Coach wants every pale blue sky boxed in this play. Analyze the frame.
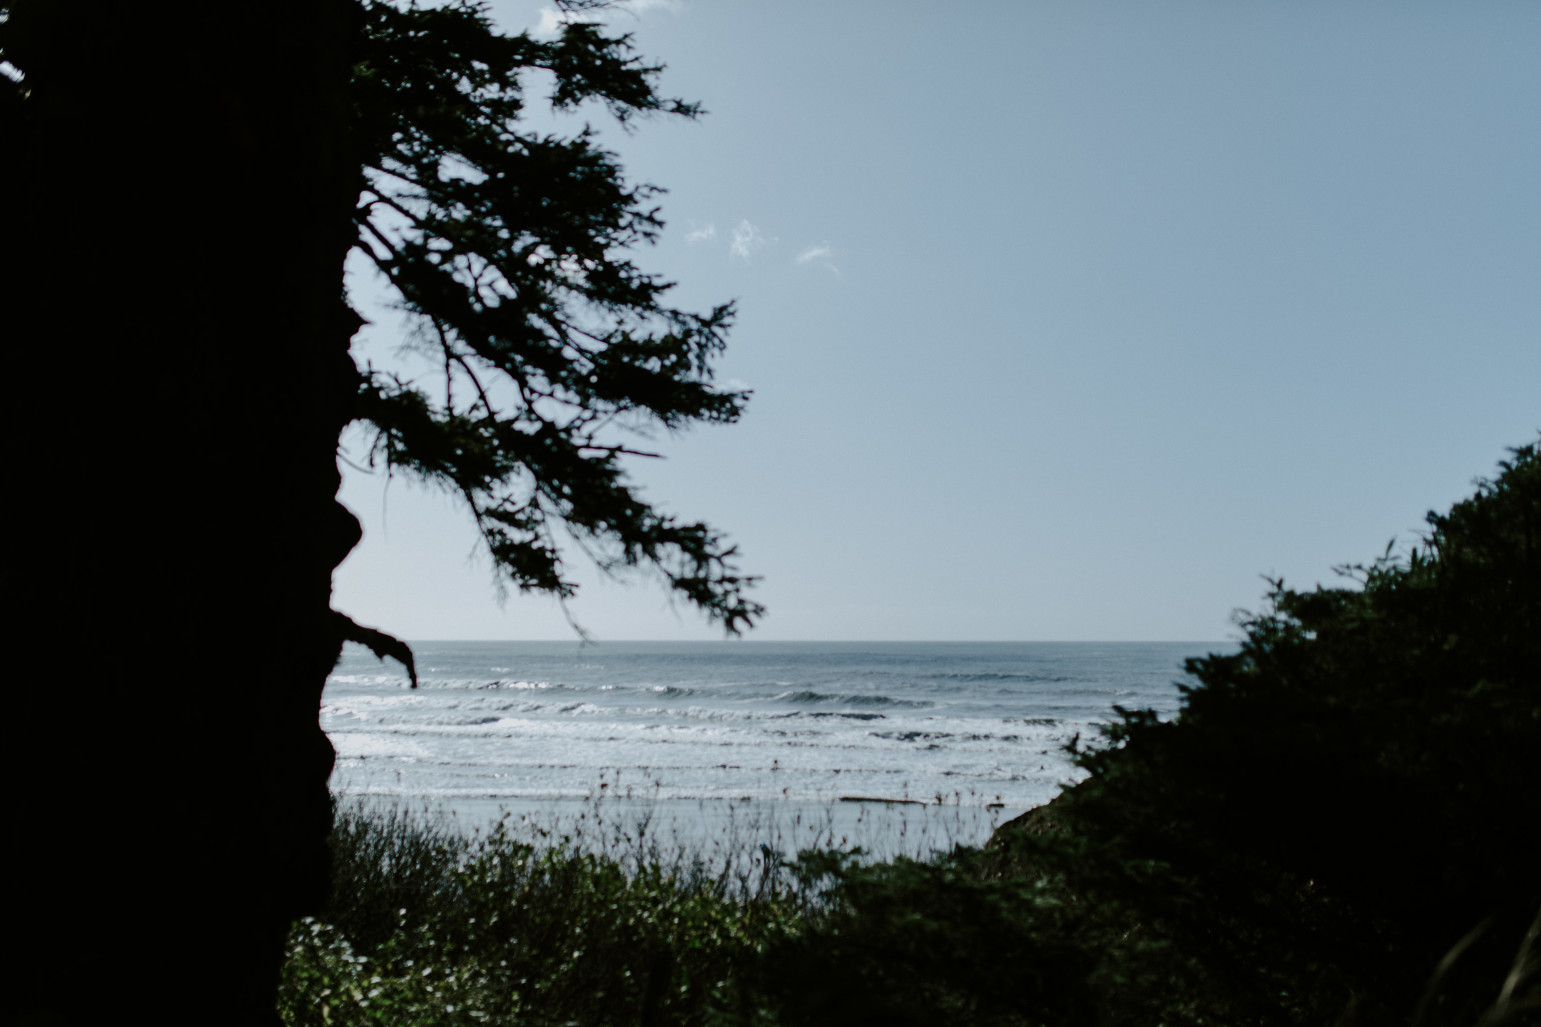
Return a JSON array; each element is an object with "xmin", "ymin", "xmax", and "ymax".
[{"xmin": 334, "ymin": 0, "xmax": 1540, "ymax": 641}]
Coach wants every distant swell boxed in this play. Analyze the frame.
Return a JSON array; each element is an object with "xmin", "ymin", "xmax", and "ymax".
[
  {"xmin": 384, "ymin": 678, "xmax": 578, "ymax": 692},
  {"xmin": 775, "ymin": 689, "xmax": 930, "ymax": 709},
  {"xmin": 929, "ymin": 672, "xmax": 1072, "ymax": 683},
  {"xmin": 871, "ymin": 730, "xmax": 1031, "ymax": 744}
]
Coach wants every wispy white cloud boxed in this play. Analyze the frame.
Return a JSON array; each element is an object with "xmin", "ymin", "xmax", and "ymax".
[
  {"xmin": 795, "ymin": 242, "xmax": 840, "ymax": 274},
  {"xmin": 685, "ymin": 222, "xmax": 717, "ymax": 244},
  {"xmin": 730, "ymin": 220, "xmax": 766, "ymax": 261}
]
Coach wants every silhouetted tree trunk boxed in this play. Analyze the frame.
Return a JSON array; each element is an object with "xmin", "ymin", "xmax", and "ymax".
[{"xmin": 6, "ymin": 3, "xmax": 359, "ymax": 1023}]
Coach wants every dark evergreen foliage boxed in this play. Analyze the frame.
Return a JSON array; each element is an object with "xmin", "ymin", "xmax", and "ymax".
[
  {"xmin": 3, "ymin": 3, "xmax": 756, "ymax": 1023},
  {"xmin": 349, "ymin": 0, "xmax": 760, "ymax": 632},
  {"xmin": 1026, "ymin": 440, "xmax": 1541, "ymax": 1024},
  {"xmin": 749, "ymin": 850, "xmax": 1098, "ymax": 1027}
]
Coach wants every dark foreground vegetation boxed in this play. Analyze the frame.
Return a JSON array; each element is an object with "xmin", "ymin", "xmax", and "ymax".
[
  {"xmin": 6, "ymin": 3, "xmax": 758, "ymax": 1021},
  {"xmin": 284, "ymin": 443, "xmax": 1539, "ymax": 1025}
]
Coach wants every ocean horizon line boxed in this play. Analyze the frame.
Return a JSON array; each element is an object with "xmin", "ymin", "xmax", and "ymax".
[{"xmin": 370, "ymin": 638, "xmax": 1233, "ymax": 646}]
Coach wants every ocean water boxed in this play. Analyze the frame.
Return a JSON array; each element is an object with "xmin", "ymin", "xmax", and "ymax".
[{"xmin": 324, "ymin": 640, "xmax": 1222, "ymax": 859}]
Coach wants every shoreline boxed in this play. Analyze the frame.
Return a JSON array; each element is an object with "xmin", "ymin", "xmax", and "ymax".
[{"xmin": 331, "ymin": 790, "xmax": 1035, "ymax": 867}]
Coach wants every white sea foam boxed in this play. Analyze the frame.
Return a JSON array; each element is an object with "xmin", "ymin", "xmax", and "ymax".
[{"xmin": 324, "ymin": 640, "xmax": 1218, "ymax": 856}]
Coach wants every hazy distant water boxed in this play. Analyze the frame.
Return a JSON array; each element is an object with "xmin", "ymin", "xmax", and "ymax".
[{"xmin": 324, "ymin": 641, "xmax": 1222, "ymax": 858}]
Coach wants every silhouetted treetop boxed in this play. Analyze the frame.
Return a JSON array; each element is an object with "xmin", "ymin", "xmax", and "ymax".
[{"xmin": 350, "ymin": 0, "xmax": 759, "ymax": 632}]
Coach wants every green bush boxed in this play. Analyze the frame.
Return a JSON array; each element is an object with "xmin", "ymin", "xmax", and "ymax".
[
  {"xmin": 738, "ymin": 848, "xmax": 1094, "ymax": 1027},
  {"xmin": 1030, "ymin": 440, "xmax": 1541, "ymax": 1024}
]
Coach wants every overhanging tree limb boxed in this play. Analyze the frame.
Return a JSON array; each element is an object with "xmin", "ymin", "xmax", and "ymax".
[{"xmin": 347, "ymin": 0, "xmax": 761, "ymax": 634}]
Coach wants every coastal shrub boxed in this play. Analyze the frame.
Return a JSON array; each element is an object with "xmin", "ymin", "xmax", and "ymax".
[
  {"xmin": 1022, "ymin": 440, "xmax": 1541, "ymax": 1024},
  {"xmin": 737, "ymin": 847, "xmax": 1095, "ymax": 1027}
]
